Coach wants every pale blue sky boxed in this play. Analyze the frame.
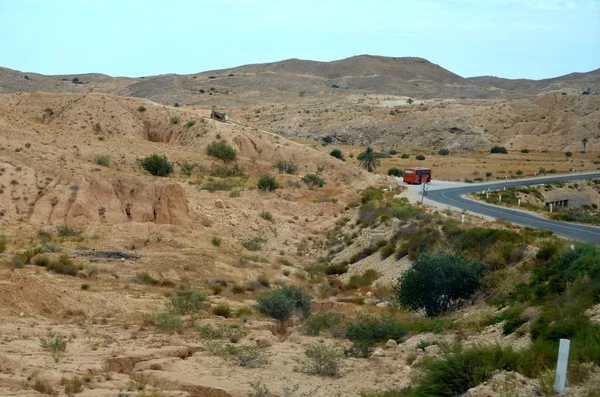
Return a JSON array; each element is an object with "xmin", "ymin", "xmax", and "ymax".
[{"xmin": 1, "ymin": 0, "xmax": 599, "ymax": 79}]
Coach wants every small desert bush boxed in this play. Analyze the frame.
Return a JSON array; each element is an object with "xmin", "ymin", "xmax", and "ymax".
[
  {"xmin": 438, "ymin": 149, "xmax": 450, "ymax": 156},
  {"xmin": 155, "ymin": 312, "xmax": 182, "ymax": 333},
  {"xmin": 185, "ymin": 120, "xmax": 196, "ymax": 128},
  {"xmin": 94, "ymin": 154, "xmax": 110, "ymax": 167},
  {"xmin": 345, "ymin": 315, "xmax": 406, "ymax": 357},
  {"xmin": 565, "ymin": 151, "xmax": 573, "ymax": 157},
  {"xmin": 387, "ymin": 168, "xmax": 402, "ymax": 177},
  {"xmin": 301, "ymin": 173, "xmax": 325, "ymax": 189},
  {"xmin": 0, "ymin": 236, "xmax": 5, "ymax": 253},
  {"xmin": 213, "ymin": 304, "xmax": 233, "ymax": 318},
  {"xmin": 345, "ymin": 269, "xmax": 379, "ymax": 290},
  {"xmin": 140, "ymin": 154, "xmax": 174, "ymax": 177},
  {"xmin": 272, "ymin": 160, "xmax": 297, "ymax": 174},
  {"xmin": 204, "ymin": 341, "xmax": 270, "ymax": 368},
  {"xmin": 47, "ymin": 255, "xmax": 81, "ymax": 276},
  {"xmin": 241, "ymin": 236, "xmax": 266, "ymax": 251},
  {"xmin": 232, "ymin": 284, "xmax": 246, "ymax": 294},
  {"xmin": 207, "ymin": 141, "xmax": 237, "ymax": 162},
  {"xmin": 211, "ymin": 236, "xmax": 222, "ymax": 246},
  {"xmin": 401, "ymin": 153, "xmax": 410, "ymax": 159},
  {"xmin": 256, "ymin": 286, "xmax": 312, "ymax": 323},
  {"xmin": 198, "ymin": 324, "xmax": 249, "ymax": 342},
  {"xmin": 132, "ymin": 271, "xmax": 173, "ymax": 287},
  {"xmin": 166, "ymin": 290, "xmax": 208, "ymax": 315},
  {"xmin": 57, "ymin": 225, "xmax": 82, "ymax": 237},
  {"xmin": 170, "ymin": 117, "xmax": 179, "ymax": 124},
  {"xmin": 330, "ymin": 149, "xmax": 344, "ymax": 160},
  {"xmin": 63, "ymin": 376, "xmax": 83, "ymax": 396},
  {"xmin": 179, "ymin": 161, "xmax": 196, "ymax": 176},
  {"xmin": 40, "ymin": 332, "xmax": 67, "ymax": 362},
  {"xmin": 302, "ymin": 312, "xmax": 347, "ymax": 337},
  {"xmin": 30, "ymin": 378, "xmax": 56, "ymax": 395},
  {"xmin": 415, "ymin": 154, "xmax": 426, "ymax": 161},
  {"xmin": 137, "ymin": 106, "xmax": 147, "ymax": 112},
  {"xmin": 490, "ymin": 146, "xmax": 508, "ymax": 154},
  {"xmin": 300, "ymin": 343, "xmax": 344, "ymax": 377},
  {"xmin": 257, "ymin": 174, "xmax": 280, "ymax": 191},
  {"xmin": 259, "ymin": 211, "xmax": 273, "ymax": 222}
]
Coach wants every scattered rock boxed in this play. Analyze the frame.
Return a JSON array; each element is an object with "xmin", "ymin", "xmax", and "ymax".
[
  {"xmin": 425, "ymin": 345, "xmax": 441, "ymax": 356},
  {"xmin": 371, "ymin": 348, "xmax": 385, "ymax": 358},
  {"xmin": 255, "ymin": 339, "xmax": 272, "ymax": 349},
  {"xmin": 376, "ymin": 301, "xmax": 391, "ymax": 308},
  {"xmin": 366, "ymin": 291, "xmax": 373, "ymax": 298},
  {"xmin": 215, "ymin": 200, "xmax": 224, "ymax": 208},
  {"xmin": 385, "ymin": 339, "xmax": 398, "ymax": 349}
]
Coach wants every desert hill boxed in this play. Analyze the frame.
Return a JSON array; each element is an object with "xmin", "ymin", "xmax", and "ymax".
[{"xmin": 1, "ymin": 56, "xmax": 598, "ymax": 107}]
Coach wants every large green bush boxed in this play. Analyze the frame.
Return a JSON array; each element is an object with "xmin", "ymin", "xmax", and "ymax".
[
  {"xmin": 490, "ymin": 146, "xmax": 508, "ymax": 154},
  {"xmin": 207, "ymin": 141, "xmax": 237, "ymax": 162},
  {"xmin": 256, "ymin": 286, "xmax": 312, "ymax": 323},
  {"xmin": 387, "ymin": 168, "xmax": 402, "ymax": 177},
  {"xmin": 396, "ymin": 253, "xmax": 484, "ymax": 316},
  {"xmin": 165, "ymin": 290, "xmax": 207, "ymax": 315},
  {"xmin": 140, "ymin": 154, "xmax": 174, "ymax": 177}
]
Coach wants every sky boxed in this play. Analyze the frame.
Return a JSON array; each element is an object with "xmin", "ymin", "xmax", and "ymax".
[{"xmin": 0, "ymin": 0, "xmax": 599, "ymax": 79}]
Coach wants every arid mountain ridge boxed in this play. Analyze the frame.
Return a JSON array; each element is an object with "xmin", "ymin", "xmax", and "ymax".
[{"xmin": 1, "ymin": 55, "xmax": 598, "ymax": 107}]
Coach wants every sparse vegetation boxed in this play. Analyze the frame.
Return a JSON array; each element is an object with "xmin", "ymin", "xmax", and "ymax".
[
  {"xmin": 259, "ymin": 211, "xmax": 274, "ymax": 222},
  {"xmin": 207, "ymin": 141, "xmax": 237, "ymax": 162},
  {"xmin": 179, "ymin": 161, "xmax": 196, "ymax": 176},
  {"xmin": 565, "ymin": 151, "xmax": 573, "ymax": 157},
  {"xmin": 272, "ymin": 160, "xmax": 297, "ymax": 174},
  {"xmin": 140, "ymin": 154, "xmax": 174, "ymax": 177},
  {"xmin": 213, "ymin": 304, "xmax": 233, "ymax": 318},
  {"xmin": 211, "ymin": 236, "xmax": 222, "ymax": 246},
  {"xmin": 40, "ymin": 332, "xmax": 67, "ymax": 362},
  {"xmin": 437, "ymin": 149, "xmax": 450, "ymax": 156},
  {"xmin": 155, "ymin": 312, "xmax": 182, "ymax": 333},
  {"xmin": 256, "ymin": 286, "xmax": 312, "ymax": 324},
  {"xmin": 257, "ymin": 174, "xmax": 280, "ymax": 191},
  {"xmin": 137, "ymin": 106, "xmax": 147, "ymax": 112},
  {"xmin": 165, "ymin": 290, "xmax": 208, "ymax": 315},
  {"xmin": 94, "ymin": 154, "xmax": 110, "ymax": 167},
  {"xmin": 301, "ymin": 173, "xmax": 325, "ymax": 189},
  {"xmin": 300, "ymin": 343, "xmax": 344, "ymax": 377},
  {"xmin": 241, "ymin": 236, "xmax": 266, "ymax": 251},
  {"xmin": 330, "ymin": 149, "xmax": 344, "ymax": 160},
  {"xmin": 345, "ymin": 315, "xmax": 405, "ymax": 357}
]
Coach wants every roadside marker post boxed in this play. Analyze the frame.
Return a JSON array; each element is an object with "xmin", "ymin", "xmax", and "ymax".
[
  {"xmin": 499, "ymin": 195, "xmax": 502, "ymax": 203},
  {"xmin": 461, "ymin": 214, "xmax": 465, "ymax": 224},
  {"xmin": 554, "ymin": 339, "xmax": 570, "ymax": 392},
  {"xmin": 550, "ymin": 203, "xmax": 553, "ymax": 213}
]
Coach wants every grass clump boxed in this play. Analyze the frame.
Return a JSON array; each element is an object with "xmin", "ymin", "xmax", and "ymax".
[
  {"xmin": 207, "ymin": 141, "xmax": 237, "ymax": 162},
  {"xmin": 165, "ymin": 290, "xmax": 207, "ymax": 315},
  {"xmin": 300, "ymin": 343, "xmax": 344, "ymax": 377},
  {"xmin": 205, "ymin": 341, "xmax": 271, "ymax": 368},
  {"xmin": 140, "ymin": 154, "xmax": 174, "ymax": 177},
  {"xmin": 170, "ymin": 116, "xmax": 179, "ymax": 124},
  {"xmin": 211, "ymin": 236, "xmax": 222, "ymax": 246},
  {"xmin": 241, "ymin": 236, "xmax": 266, "ymax": 251},
  {"xmin": 179, "ymin": 161, "xmax": 196, "ymax": 176},
  {"xmin": 137, "ymin": 106, "xmax": 147, "ymax": 112},
  {"xmin": 345, "ymin": 269, "xmax": 379, "ymax": 290},
  {"xmin": 185, "ymin": 120, "xmax": 196, "ymax": 128},
  {"xmin": 63, "ymin": 376, "xmax": 83, "ymax": 396},
  {"xmin": 302, "ymin": 312, "xmax": 347, "ymax": 337},
  {"xmin": 272, "ymin": 160, "xmax": 297, "ymax": 174},
  {"xmin": 259, "ymin": 211, "xmax": 273, "ymax": 222},
  {"xmin": 345, "ymin": 315, "xmax": 406, "ymax": 357},
  {"xmin": 94, "ymin": 154, "xmax": 110, "ymax": 167},
  {"xmin": 301, "ymin": 173, "xmax": 325, "ymax": 190},
  {"xmin": 155, "ymin": 312, "xmax": 182, "ymax": 333},
  {"xmin": 213, "ymin": 304, "xmax": 233, "ymax": 318},
  {"xmin": 46, "ymin": 255, "xmax": 81, "ymax": 276},
  {"xmin": 57, "ymin": 225, "xmax": 82, "ymax": 237}
]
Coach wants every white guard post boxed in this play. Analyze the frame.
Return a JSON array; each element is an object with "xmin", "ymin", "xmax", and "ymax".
[{"xmin": 554, "ymin": 339, "xmax": 570, "ymax": 392}]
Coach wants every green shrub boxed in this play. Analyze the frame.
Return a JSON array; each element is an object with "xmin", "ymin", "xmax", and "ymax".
[
  {"xmin": 389, "ymin": 149, "xmax": 398, "ymax": 155},
  {"xmin": 94, "ymin": 154, "xmax": 110, "ymax": 167},
  {"xmin": 565, "ymin": 151, "xmax": 573, "ymax": 157},
  {"xmin": 213, "ymin": 304, "xmax": 233, "ymax": 318},
  {"xmin": 58, "ymin": 225, "xmax": 82, "ymax": 237},
  {"xmin": 345, "ymin": 315, "xmax": 406, "ymax": 357},
  {"xmin": 241, "ymin": 236, "xmax": 266, "ymax": 251},
  {"xmin": 415, "ymin": 154, "xmax": 426, "ymax": 161},
  {"xmin": 207, "ymin": 141, "xmax": 237, "ymax": 162},
  {"xmin": 387, "ymin": 168, "xmax": 402, "ymax": 177},
  {"xmin": 412, "ymin": 346, "xmax": 524, "ymax": 397},
  {"xmin": 185, "ymin": 120, "xmax": 196, "ymax": 128},
  {"xmin": 137, "ymin": 106, "xmax": 147, "ymax": 112},
  {"xmin": 170, "ymin": 117, "xmax": 179, "ymax": 124},
  {"xmin": 0, "ymin": 236, "xmax": 5, "ymax": 253},
  {"xmin": 490, "ymin": 146, "xmax": 508, "ymax": 154},
  {"xmin": 210, "ymin": 164, "xmax": 245, "ymax": 177},
  {"xmin": 155, "ymin": 312, "xmax": 182, "ymax": 333},
  {"xmin": 345, "ymin": 269, "xmax": 379, "ymax": 289},
  {"xmin": 272, "ymin": 160, "xmax": 297, "ymax": 174},
  {"xmin": 396, "ymin": 253, "xmax": 484, "ymax": 316},
  {"xmin": 360, "ymin": 188, "xmax": 384, "ymax": 203},
  {"xmin": 300, "ymin": 343, "xmax": 344, "ymax": 377},
  {"xmin": 140, "ymin": 154, "xmax": 174, "ymax": 177},
  {"xmin": 63, "ymin": 376, "xmax": 83, "ymax": 395},
  {"xmin": 256, "ymin": 286, "xmax": 312, "ymax": 323},
  {"xmin": 302, "ymin": 312, "xmax": 347, "ymax": 337},
  {"xmin": 165, "ymin": 290, "xmax": 207, "ymax": 315},
  {"xmin": 258, "ymin": 174, "xmax": 280, "ymax": 191},
  {"xmin": 438, "ymin": 149, "xmax": 450, "ymax": 156},
  {"xmin": 211, "ymin": 236, "xmax": 222, "ymax": 246},
  {"xmin": 204, "ymin": 341, "xmax": 270, "ymax": 367},
  {"xmin": 521, "ymin": 149, "xmax": 530, "ymax": 153},
  {"xmin": 492, "ymin": 304, "xmax": 527, "ymax": 335},
  {"xmin": 325, "ymin": 263, "xmax": 348, "ymax": 275},
  {"xmin": 179, "ymin": 161, "xmax": 196, "ymax": 176},
  {"xmin": 203, "ymin": 180, "xmax": 238, "ymax": 192},
  {"xmin": 47, "ymin": 255, "xmax": 81, "ymax": 276},
  {"xmin": 401, "ymin": 153, "xmax": 410, "ymax": 159},
  {"xmin": 259, "ymin": 211, "xmax": 273, "ymax": 222},
  {"xmin": 301, "ymin": 174, "xmax": 325, "ymax": 189},
  {"xmin": 40, "ymin": 332, "xmax": 67, "ymax": 362},
  {"xmin": 330, "ymin": 149, "xmax": 344, "ymax": 160}
]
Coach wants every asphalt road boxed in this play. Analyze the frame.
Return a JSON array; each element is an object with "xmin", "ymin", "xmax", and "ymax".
[{"xmin": 424, "ymin": 173, "xmax": 600, "ymax": 243}]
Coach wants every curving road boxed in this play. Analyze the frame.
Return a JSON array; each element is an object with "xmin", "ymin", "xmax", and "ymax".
[{"xmin": 424, "ymin": 172, "xmax": 600, "ymax": 243}]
